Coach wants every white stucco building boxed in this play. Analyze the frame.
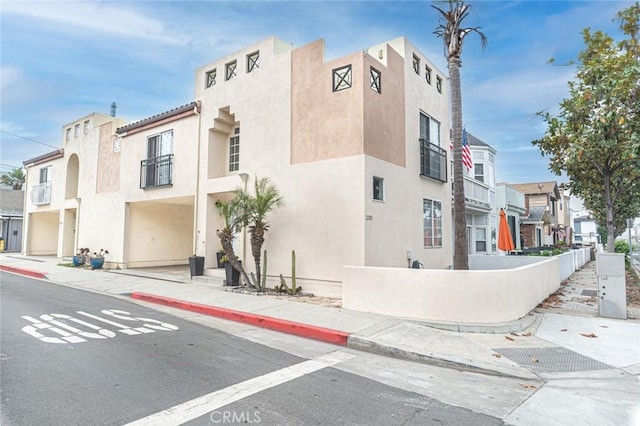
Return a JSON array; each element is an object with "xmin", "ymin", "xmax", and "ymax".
[{"xmin": 22, "ymin": 36, "xmax": 452, "ymax": 296}]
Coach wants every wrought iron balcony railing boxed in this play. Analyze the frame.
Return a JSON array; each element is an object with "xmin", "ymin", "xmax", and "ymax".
[
  {"xmin": 419, "ymin": 138, "xmax": 447, "ymax": 182},
  {"xmin": 140, "ymin": 154, "xmax": 173, "ymax": 189}
]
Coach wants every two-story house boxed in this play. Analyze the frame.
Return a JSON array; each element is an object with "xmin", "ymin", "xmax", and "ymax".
[
  {"xmin": 511, "ymin": 181, "xmax": 561, "ymax": 248},
  {"xmin": 461, "ymin": 132, "xmax": 498, "ymax": 254},
  {"xmin": 22, "ymin": 36, "xmax": 452, "ymax": 297}
]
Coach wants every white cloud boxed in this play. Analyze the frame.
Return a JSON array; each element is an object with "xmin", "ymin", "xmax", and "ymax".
[{"xmin": 1, "ymin": 0, "xmax": 187, "ymax": 45}]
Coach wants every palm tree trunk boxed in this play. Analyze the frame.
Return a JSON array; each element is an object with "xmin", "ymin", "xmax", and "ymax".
[
  {"xmin": 217, "ymin": 229, "xmax": 252, "ymax": 286},
  {"xmin": 250, "ymin": 228, "xmax": 265, "ymax": 284},
  {"xmin": 449, "ymin": 58, "xmax": 469, "ymax": 270}
]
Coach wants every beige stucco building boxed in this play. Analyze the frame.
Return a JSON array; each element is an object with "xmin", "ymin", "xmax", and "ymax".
[{"xmin": 22, "ymin": 36, "xmax": 452, "ymax": 296}]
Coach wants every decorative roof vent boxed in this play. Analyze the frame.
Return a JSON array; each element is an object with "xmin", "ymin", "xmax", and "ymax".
[{"xmin": 110, "ymin": 102, "xmax": 117, "ymax": 117}]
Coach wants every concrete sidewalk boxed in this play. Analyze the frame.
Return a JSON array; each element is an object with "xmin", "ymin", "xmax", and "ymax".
[{"xmin": 1, "ymin": 253, "xmax": 639, "ymax": 383}]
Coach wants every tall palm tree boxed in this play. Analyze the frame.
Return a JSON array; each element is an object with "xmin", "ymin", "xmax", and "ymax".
[
  {"xmin": 433, "ymin": 0, "xmax": 486, "ymax": 270},
  {"xmin": 242, "ymin": 177, "xmax": 283, "ymax": 285},
  {"xmin": 215, "ymin": 197, "xmax": 251, "ymax": 286},
  {"xmin": 1, "ymin": 167, "xmax": 25, "ymax": 190}
]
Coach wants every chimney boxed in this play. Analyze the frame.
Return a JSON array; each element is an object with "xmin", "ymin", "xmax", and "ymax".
[{"xmin": 110, "ymin": 102, "xmax": 117, "ymax": 117}]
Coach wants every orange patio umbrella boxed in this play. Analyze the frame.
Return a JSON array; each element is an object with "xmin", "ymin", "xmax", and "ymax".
[{"xmin": 498, "ymin": 208, "xmax": 515, "ymax": 252}]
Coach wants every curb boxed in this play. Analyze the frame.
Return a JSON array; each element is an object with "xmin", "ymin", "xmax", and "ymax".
[
  {"xmin": 0, "ymin": 265, "xmax": 48, "ymax": 279},
  {"xmin": 130, "ymin": 292, "xmax": 350, "ymax": 346}
]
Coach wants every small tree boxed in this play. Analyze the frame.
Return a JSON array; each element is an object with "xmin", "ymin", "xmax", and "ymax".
[
  {"xmin": 215, "ymin": 197, "xmax": 251, "ymax": 286},
  {"xmin": 1, "ymin": 167, "xmax": 25, "ymax": 190},
  {"xmin": 238, "ymin": 176, "xmax": 283, "ymax": 286},
  {"xmin": 534, "ymin": 3, "xmax": 640, "ymax": 253}
]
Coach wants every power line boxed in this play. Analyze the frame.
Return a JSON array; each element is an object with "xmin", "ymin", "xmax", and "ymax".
[{"xmin": 0, "ymin": 129, "xmax": 59, "ymax": 149}]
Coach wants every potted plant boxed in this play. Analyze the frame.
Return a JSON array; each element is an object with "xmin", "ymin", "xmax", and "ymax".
[
  {"xmin": 90, "ymin": 249, "xmax": 108, "ymax": 269},
  {"xmin": 189, "ymin": 254, "xmax": 205, "ymax": 277},
  {"xmin": 222, "ymin": 255, "xmax": 241, "ymax": 286},
  {"xmin": 216, "ymin": 250, "xmax": 225, "ymax": 268},
  {"xmin": 73, "ymin": 248, "xmax": 90, "ymax": 267}
]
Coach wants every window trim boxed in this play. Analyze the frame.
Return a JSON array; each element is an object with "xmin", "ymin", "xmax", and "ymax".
[
  {"xmin": 332, "ymin": 64, "xmax": 352, "ymax": 92},
  {"xmin": 83, "ymin": 120, "xmax": 90, "ymax": 134},
  {"xmin": 436, "ymin": 76, "xmax": 443, "ymax": 93},
  {"xmin": 373, "ymin": 176, "xmax": 384, "ymax": 201},
  {"xmin": 370, "ymin": 66, "xmax": 381, "ymax": 93},
  {"xmin": 225, "ymin": 60, "xmax": 237, "ymax": 81},
  {"xmin": 425, "ymin": 65, "xmax": 432, "ymax": 84},
  {"xmin": 206, "ymin": 68, "xmax": 217, "ymax": 88},
  {"xmin": 247, "ymin": 51, "xmax": 259, "ymax": 73},
  {"xmin": 423, "ymin": 198, "xmax": 443, "ymax": 248},
  {"xmin": 412, "ymin": 53, "xmax": 420, "ymax": 75},
  {"xmin": 228, "ymin": 127, "xmax": 240, "ymax": 172}
]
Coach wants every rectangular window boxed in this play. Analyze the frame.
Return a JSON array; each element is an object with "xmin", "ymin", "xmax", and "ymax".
[
  {"xmin": 206, "ymin": 69, "xmax": 217, "ymax": 88},
  {"xmin": 419, "ymin": 112, "xmax": 446, "ymax": 182},
  {"xmin": 423, "ymin": 199, "xmax": 443, "ymax": 248},
  {"xmin": 425, "ymin": 65, "xmax": 432, "ymax": 84},
  {"xmin": 39, "ymin": 165, "xmax": 52, "ymax": 183},
  {"xmin": 84, "ymin": 120, "xmax": 90, "ymax": 134},
  {"xmin": 247, "ymin": 51, "xmax": 259, "ymax": 72},
  {"xmin": 74, "ymin": 124, "xmax": 80, "ymax": 137},
  {"xmin": 333, "ymin": 65, "xmax": 352, "ymax": 91},
  {"xmin": 229, "ymin": 127, "xmax": 240, "ymax": 172},
  {"xmin": 412, "ymin": 54, "xmax": 420, "ymax": 74},
  {"xmin": 474, "ymin": 163, "xmax": 484, "ymax": 182},
  {"xmin": 373, "ymin": 176, "xmax": 384, "ymax": 201},
  {"xmin": 141, "ymin": 130, "xmax": 173, "ymax": 188},
  {"xmin": 225, "ymin": 60, "xmax": 237, "ymax": 80},
  {"xmin": 65, "ymin": 128, "xmax": 71, "ymax": 141},
  {"xmin": 476, "ymin": 228, "xmax": 487, "ymax": 252},
  {"xmin": 370, "ymin": 66, "xmax": 381, "ymax": 93},
  {"xmin": 436, "ymin": 76, "xmax": 442, "ymax": 93}
]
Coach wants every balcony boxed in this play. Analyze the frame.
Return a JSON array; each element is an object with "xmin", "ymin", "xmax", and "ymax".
[
  {"xmin": 419, "ymin": 139, "xmax": 447, "ymax": 182},
  {"xmin": 140, "ymin": 154, "xmax": 173, "ymax": 189},
  {"xmin": 463, "ymin": 177, "xmax": 491, "ymax": 212},
  {"xmin": 30, "ymin": 182, "xmax": 52, "ymax": 205}
]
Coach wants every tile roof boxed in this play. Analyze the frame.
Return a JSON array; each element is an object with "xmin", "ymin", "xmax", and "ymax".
[
  {"xmin": 23, "ymin": 149, "xmax": 64, "ymax": 167},
  {"xmin": 521, "ymin": 206, "xmax": 551, "ymax": 224},
  {"xmin": 116, "ymin": 102, "xmax": 199, "ymax": 134}
]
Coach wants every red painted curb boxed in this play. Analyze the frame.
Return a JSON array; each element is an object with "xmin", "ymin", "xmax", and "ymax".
[
  {"xmin": 131, "ymin": 292, "xmax": 349, "ymax": 346},
  {"xmin": 0, "ymin": 264, "xmax": 48, "ymax": 279}
]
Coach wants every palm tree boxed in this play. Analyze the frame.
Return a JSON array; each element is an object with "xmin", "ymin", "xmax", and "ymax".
[
  {"xmin": 433, "ymin": 0, "xmax": 486, "ymax": 270},
  {"xmin": 241, "ymin": 177, "xmax": 283, "ymax": 285},
  {"xmin": 1, "ymin": 167, "xmax": 25, "ymax": 190},
  {"xmin": 215, "ymin": 197, "xmax": 251, "ymax": 286}
]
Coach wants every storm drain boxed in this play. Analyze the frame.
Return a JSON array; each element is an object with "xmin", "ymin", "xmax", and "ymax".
[
  {"xmin": 581, "ymin": 289, "xmax": 598, "ymax": 297},
  {"xmin": 494, "ymin": 347, "xmax": 613, "ymax": 373}
]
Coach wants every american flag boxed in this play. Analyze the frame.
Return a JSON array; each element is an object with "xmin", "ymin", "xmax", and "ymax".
[{"xmin": 449, "ymin": 128, "xmax": 473, "ymax": 172}]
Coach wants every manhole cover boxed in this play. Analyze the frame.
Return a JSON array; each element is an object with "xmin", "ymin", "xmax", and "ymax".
[
  {"xmin": 494, "ymin": 347, "xmax": 613, "ymax": 373},
  {"xmin": 581, "ymin": 289, "xmax": 598, "ymax": 297}
]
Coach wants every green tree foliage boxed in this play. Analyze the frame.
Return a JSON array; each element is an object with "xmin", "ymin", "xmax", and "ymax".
[
  {"xmin": 433, "ymin": 0, "xmax": 487, "ymax": 270},
  {"xmin": 1, "ymin": 167, "xmax": 25, "ymax": 190},
  {"xmin": 534, "ymin": 2, "xmax": 640, "ymax": 253}
]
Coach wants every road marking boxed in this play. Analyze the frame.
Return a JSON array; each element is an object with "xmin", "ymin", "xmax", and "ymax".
[{"xmin": 125, "ymin": 351, "xmax": 356, "ymax": 426}]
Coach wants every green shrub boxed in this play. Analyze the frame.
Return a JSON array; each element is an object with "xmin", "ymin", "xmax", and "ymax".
[
  {"xmin": 552, "ymin": 248, "xmax": 563, "ymax": 256},
  {"xmin": 614, "ymin": 240, "xmax": 631, "ymax": 265}
]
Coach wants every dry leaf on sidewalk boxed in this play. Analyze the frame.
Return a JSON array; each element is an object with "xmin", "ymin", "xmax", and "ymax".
[
  {"xmin": 491, "ymin": 353, "xmax": 502, "ymax": 358},
  {"xmin": 505, "ymin": 336, "xmax": 515, "ymax": 341},
  {"xmin": 522, "ymin": 332, "xmax": 532, "ymax": 337},
  {"xmin": 510, "ymin": 332, "xmax": 519, "ymax": 336},
  {"xmin": 520, "ymin": 383, "xmax": 538, "ymax": 389},
  {"xmin": 600, "ymin": 325, "xmax": 609, "ymax": 328},
  {"xmin": 560, "ymin": 329, "xmax": 568, "ymax": 332},
  {"xmin": 580, "ymin": 333, "xmax": 598, "ymax": 338},
  {"xmin": 531, "ymin": 357, "xmax": 539, "ymax": 363}
]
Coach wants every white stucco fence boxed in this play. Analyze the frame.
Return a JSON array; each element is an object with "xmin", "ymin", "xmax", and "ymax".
[{"xmin": 343, "ymin": 248, "xmax": 591, "ymax": 324}]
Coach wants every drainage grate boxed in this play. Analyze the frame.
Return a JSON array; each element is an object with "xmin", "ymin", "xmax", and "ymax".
[
  {"xmin": 581, "ymin": 289, "xmax": 598, "ymax": 297},
  {"xmin": 494, "ymin": 347, "xmax": 613, "ymax": 373}
]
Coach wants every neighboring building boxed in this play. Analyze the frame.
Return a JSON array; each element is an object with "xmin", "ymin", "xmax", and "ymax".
[
  {"xmin": 495, "ymin": 183, "xmax": 526, "ymax": 250},
  {"xmin": 22, "ymin": 36, "xmax": 452, "ymax": 296},
  {"xmin": 572, "ymin": 211, "xmax": 599, "ymax": 246},
  {"xmin": 0, "ymin": 189, "xmax": 24, "ymax": 251},
  {"xmin": 557, "ymin": 188, "xmax": 572, "ymax": 245},
  {"xmin": 461, "ymin": 133, "xmax": 498, "ymax": 254},
  {"xmin": 511, "ymin": 181, "xmax": 562, "ymax": 248}
]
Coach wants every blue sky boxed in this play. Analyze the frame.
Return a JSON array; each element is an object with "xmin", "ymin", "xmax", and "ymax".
[{"xmin": 0, "ymin": 0, "xmax": 634, "ymax": 184}]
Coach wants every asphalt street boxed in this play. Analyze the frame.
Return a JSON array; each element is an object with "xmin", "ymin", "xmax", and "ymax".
[{"xmin": 2, "ymin": 272, "xmax": 507, "ymax": 425}]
